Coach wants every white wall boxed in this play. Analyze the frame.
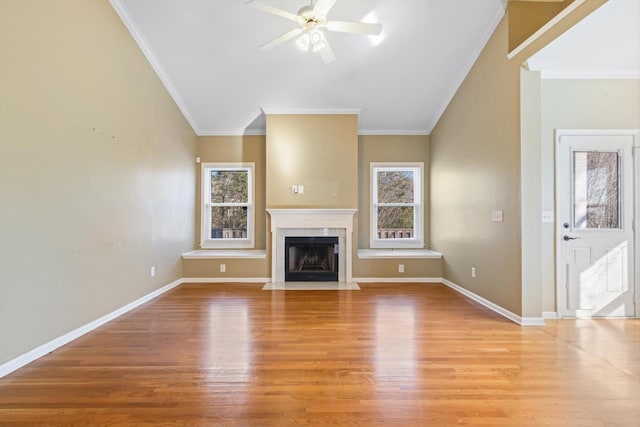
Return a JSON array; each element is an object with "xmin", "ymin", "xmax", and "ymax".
[
  {"xmin": 520, "ymin": 69, "xmax": 543, "ymax": 318},
  {"xmin": 540, "ymin": 79, "xmax": 640, "ymax": 313}
]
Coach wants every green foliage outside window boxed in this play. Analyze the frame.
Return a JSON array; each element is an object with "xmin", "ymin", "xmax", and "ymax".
[
  {"xmin": 377, "ymin": 171, "xmax": 414, "ymax": 231},
  {"xmin": 210, "ymin": 170, "xmax": 248, "ymax": 238}
]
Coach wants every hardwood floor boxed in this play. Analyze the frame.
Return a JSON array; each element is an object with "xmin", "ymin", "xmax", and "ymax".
[{"xmin": 0, "ymin": 283, "xmax": 638, "ymax": 426}]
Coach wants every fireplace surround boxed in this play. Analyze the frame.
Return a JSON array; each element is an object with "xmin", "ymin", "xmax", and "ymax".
[{"xmin": 267, "ymin": 209, "xmax": 356, "ymax": 283}]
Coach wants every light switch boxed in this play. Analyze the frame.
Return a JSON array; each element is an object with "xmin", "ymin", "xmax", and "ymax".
[
  {"xmin": 298, "ymin": 185, "xmax": 304, "ymax": 194},
  {"xmin": 492, "ymin": 210, "xmax": 503, "ymax": 222},
  {"xmin": 291, "ymin": 185, "xmax": 298, "ymax": 194}
]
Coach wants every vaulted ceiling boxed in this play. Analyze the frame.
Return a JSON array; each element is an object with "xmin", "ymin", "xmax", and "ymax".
[{"xmin": 110, "ymin": 0, "xmax": 639, "ymax": 136}]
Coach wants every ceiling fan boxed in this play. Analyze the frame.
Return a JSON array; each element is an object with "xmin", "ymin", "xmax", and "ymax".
[{"xmin": 246, "ymin": 0, "xmax": 383, "ymax": 63}]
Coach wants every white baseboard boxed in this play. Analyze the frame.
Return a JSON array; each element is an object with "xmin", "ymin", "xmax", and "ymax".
[
  {"xmin": 0, "ymin": 278, "xmax": 183, "ymax": 379},
  {"xmin": 520, "ymin": 317, "xmax": 546, "ymax": 326},
  {"xmin": 543, "ymin": 311, "xmax": 558, "ymax": 319},
  {"xmin": 181, "ymin": 277, "xmax": 270, "ymax": 283},
  {"xmin": 352, "ymin": 277, "xmax": 442, "ymax": 283},
  {"xmin": 441, "ymin": 279, "xmax": 545, "ymax": 326}
]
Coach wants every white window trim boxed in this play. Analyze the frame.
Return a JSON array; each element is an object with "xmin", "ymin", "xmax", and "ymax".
[
  {"xmin": 370, "ymin": 162, "xmax": 424, "ymax": 249},
  {"xmin": 200, "ymin": 162, "xmax": 255, "ymax": 249}
]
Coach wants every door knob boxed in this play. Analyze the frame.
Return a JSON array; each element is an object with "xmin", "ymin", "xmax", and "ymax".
[{"xmin": 563, "ymin": 235, "xmax": 580, "ymax": 241}]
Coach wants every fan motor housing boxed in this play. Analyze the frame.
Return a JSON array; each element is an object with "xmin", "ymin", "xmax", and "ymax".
[{"xmin": 298, "ymin": 5, "xmax": 326, "ymax": 29}]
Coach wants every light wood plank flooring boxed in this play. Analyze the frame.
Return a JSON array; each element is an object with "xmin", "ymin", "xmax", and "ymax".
[{"xmin": 0, "ymin": 283, "xmax": 638, "ymax": 426}]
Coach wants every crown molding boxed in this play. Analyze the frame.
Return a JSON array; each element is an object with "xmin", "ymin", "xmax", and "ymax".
[
  {"xmin": 198, "ymin": 129, "xmax": 266, "ymax": 136},
  {"xmin": 540, "ymin": 70, "xmax": 640, "ymax": 79},
  {"xmin": 358, "ymin": 129, "xmax": 430, "ymax": 136},
  {"xmin": 261, "ymin": 108, "xmax": 362, "ymax": 115},
  {"xmin": 196, "ymin": 128, "xmax": 432, "ymax": 137}
]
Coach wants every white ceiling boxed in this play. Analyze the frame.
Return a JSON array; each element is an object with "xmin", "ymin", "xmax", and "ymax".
[
  {"xmin": 528, "ymin": 0, "xmax": 640, "ymax": 79},
  {"xmin": 110, "ymin": 0, "xmax": 639, "ymax": 136},
  {"xmin": 111, "ymin": 0, "xmax": 506, "ymax": 135}
]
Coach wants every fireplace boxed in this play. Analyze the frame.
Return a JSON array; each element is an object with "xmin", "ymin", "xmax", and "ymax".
[
  {"xmin": 285, "ymin": 237, "xmax": 338, "ymax": 282},
  {"xmin": 267, "ymin": 209, "xmax": 357, "ymax": 283}
]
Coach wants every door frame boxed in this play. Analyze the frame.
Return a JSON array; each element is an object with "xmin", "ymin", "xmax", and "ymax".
[{"xmin": 555, "ymin": 129, "xmax": 640, "ymax": 318}]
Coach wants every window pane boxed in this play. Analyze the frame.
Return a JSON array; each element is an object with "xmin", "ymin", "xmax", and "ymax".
[
  {"xmin": 211, "ymin": 170, "xmax": 248, "ymax": 203},
  {"xmin": 210, "ymin": 206, "xmax": 247, "ymax": 239},
  {"xmin": 377, "ymin": 206, "xmax": 414, "ymax": 239},
  {"xmin": 573, "ymin": 151, "xmax": 619, "ymax": 229},
  {"xmin": 377, "ymin": 170, "xmax": 414, "ymax": 203}
]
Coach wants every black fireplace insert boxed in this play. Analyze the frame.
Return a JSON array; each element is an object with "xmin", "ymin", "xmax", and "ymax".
[{"xmin": 284, "ymin": 236, "xmax": 338, "ymax": 282}]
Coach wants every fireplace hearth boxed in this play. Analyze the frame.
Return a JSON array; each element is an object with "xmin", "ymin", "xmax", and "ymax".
[{"xmin": 285, "ymin": 237, "xmax": 338, "ymax": 282}]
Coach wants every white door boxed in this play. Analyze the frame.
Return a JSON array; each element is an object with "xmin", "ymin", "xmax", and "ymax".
[{"xmin": 557, "ymin": 132, "xmax": 635, "ymax": 317}]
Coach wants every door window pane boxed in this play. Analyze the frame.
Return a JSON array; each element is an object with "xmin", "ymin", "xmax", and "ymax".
[{"xmin": 573, "ymin": 151, "xmax": 620, "ymax": 229}]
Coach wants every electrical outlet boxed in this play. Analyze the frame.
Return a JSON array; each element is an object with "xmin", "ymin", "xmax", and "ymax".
[
  {"xmin": 399, "ymin": 264, "xmax": 404, "ymax": 273},
  {"xmin": 220, "ymin": 264, "xmax": 226, "ymax": 273},
  {"xmin": 471, "ymin": 267, "xmax": 476, "ymax": 278},
  {"xmin": 150, "ymin": 266, "xmax": 156, "ymax": 277},
  {"xmin": 492, "ymin": 210, "xmax": 504, "ymax": 222},
  {"xmin": 542, "ymin": 211, "xmax": 554, "ymax": 223}
]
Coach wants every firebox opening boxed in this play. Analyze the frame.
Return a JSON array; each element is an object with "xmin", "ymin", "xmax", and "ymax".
[{"xmin": 284, "ymin": 236, "xmax": 339, "ymax": 282}]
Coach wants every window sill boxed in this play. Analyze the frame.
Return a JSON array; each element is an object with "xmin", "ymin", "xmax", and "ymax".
[
  {"xmin": 357, "ymin": 249, "xmax": 442, "ymax": 259},
  {"xmin": 200, "ymin": 240, "xmax": 254, "ymax": 250},
  {"xmin": 182, "ymin": 250, "xmax": 267, "ymax": 259}
]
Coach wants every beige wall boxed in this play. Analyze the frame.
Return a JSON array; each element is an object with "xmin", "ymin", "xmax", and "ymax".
[
  {"xmin": 196, "ymin": 136, "xmax": 267, "ymax": 249},
  {"xmin": 185, "ymin": 135, "xmax": 270, "ymax": 278},
  {"xmin": 265, "ymin": 114, "xmax": 358, "ymax": 209},
  {"xmin": 430, "ymin": 16, "xmax": 524, "ymax": 315},
  {"xmin": 357, "ymin": 135, "xmax": 430, "ymax": 248},
  {"xmin": 189, "ymin": 133, "xmax": 439, "ymax": 279},
  {"xmin": 430, "ymin": 1, "xmax": 607, "ymax": 318},
  {"xmin": 0, "ymin": 0, "xmax": 197, "ymax": 364},
  {"xmin": 354, "ymin": 258, "xmax": 442, "ymax": 279},
  {"xmin": 539, "ymin": 79, "xmax": 640, "ymax": 312},
  {"xmin": 353, "ymin": 135, "xmax": 439, "ymax": 278},
  {"xmin": 508, "ymin": 0, "xmax": 574, "ymax": 53}
]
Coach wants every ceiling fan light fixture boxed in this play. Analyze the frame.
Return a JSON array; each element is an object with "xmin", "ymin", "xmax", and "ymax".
[
  {"xmin": 310, "ymin": 29, "xmax": 324, "ymax": 45},
  {"xmin": 309, "ymin": 29, "xmax": 328, "ymax": 52},
  {"xmin": 248, "ymin": 0, "xmax": 382, "ymax": 63},
  {"xmin": 296, "ymin": 33, "xmax": 310, "ymax": 51}
]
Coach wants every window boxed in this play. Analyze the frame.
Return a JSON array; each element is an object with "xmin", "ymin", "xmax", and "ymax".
[
  {"xmin": 572, "ymin": 151, "xmax": 620, "ymax": 229},
  {"xmin": 201, "ymin": 163, "xmax": 254, "ymax": 248},
  {"xmin": 370, "ymin": 163, "xmax": 423, "ymax": 248}
]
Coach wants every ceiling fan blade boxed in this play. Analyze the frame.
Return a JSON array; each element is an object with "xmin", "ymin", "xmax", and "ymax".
[
  {"xmin": 326, "ymin": 21, "xmax": 382, "ymax": 36},
  {"xmin": 313, "ymin": 0, "xmax": 337, "ymax": 16},
  {"xmin": 246, "ymin": 1, "xmax": 302, "ymax": 24},
  {"xmin": 318, "ymin": 41, "xmax": 336, "ymax": 64},
  {"xmin": 260, "ymin": 28, "xmax": 304, "ymax": 50}
]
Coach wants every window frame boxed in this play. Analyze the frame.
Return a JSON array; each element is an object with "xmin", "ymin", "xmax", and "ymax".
[
  {"xmin": 370, "ymin": 162, "xmax": 424, "ymax": 249},
  {"xmin": 200, "ymin": 162, "xmax": 255, "ymax": 249}
]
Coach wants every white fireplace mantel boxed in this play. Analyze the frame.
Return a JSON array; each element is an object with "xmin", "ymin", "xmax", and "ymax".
[{"xmin": 267, "ymin": 209, "xmax": 357, "ymax": 283}]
